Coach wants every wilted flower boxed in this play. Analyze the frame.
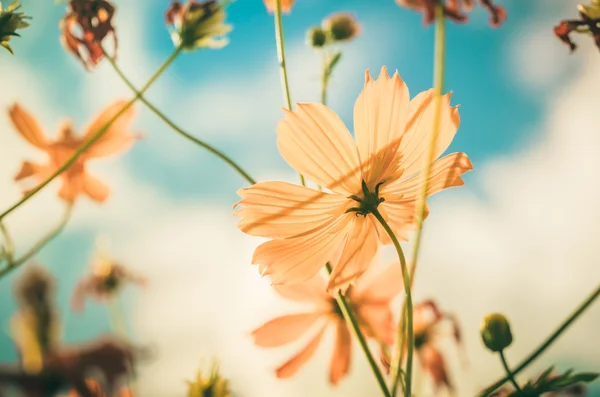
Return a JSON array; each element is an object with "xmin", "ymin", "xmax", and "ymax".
[
  {"xmin": 186, "ymin": 363, "xmax": 232, "ymax": 397},
  {"xmin": 235, "ymin": 66, "xmax": 472, "ymax": 291},
  {"xmin": 306, "ymin": 26, "xmax": 327, "ymax": 48},
  {"xmin": 554, "ymin": 0, "xmax": 600, "ymax": 52},
  {"xmin": 0, "ymin": 0, "xmax": 31, "ymax": 54},
  {"xmin": 322, "ymin": 13, "xmax": 361, "ymax": 42},
  {"xmin": 263, "ymin": 0, "xmax": 295, "ymax": 14},
  {"xmin": 396, "ymin": 0, "xmax": 506, "ymax": 28},
  {"xmin": 9, "ymin": 100, "xmax": 138, "ymax": 203},
  {"xmin": 252, "ymin": 263, "xmax": 402, "ymax": 384},
  {"xmin": 60, "ymin": 0, "xmax": 117, "ymax": 70},
  {"xmin": 165, "ymin": 0, "xmax": 232, "ymax": 51},
  {"xmin": 480, "ymin": 313, "xmax": 513, "ymax": 352}
]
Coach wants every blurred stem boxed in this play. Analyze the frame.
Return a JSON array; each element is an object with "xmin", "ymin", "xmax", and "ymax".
[
  {"xmin": 478, "ymin": 283, "xmax": 600, "ymax": 396},
  {"xmin": 321, "ymin": 51, "xmax": 329, "ymax": 106},
  {"xmin": 0, "ymin": 222, "xmax": 15, "ymax": 262},
  {"xmin": 326, "ymin": 262, "xmax": 391, "ymax": 397},
  {"xmin": 102, "ymin": 48, "xmax": 256, "ymax": 186},
  {"xmin": 499, "ymin": 350, "xmax": 521, "ymax": 392},
  {"xmin": 108, "ymin": 294, "xmax": 139, "ymax": 396},
  {"xmin": 0, "ymin": 46, "xmax": 183, "ymax": 222},
  {"xmin": 371, "ymin": 208, "xmax": 413, "ymax": 397},
  {"xmin": 274, "ymin": 0, "xmax": 306, "ymax": 187}
]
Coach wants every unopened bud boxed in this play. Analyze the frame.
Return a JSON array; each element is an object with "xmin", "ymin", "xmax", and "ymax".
[
  {"xmin": 480, "ymin": 313, "xmax": 513, "ymax": 352},
  {"xmin": 306, "ymin": 26, "xmax": 326, "ymax": 48},
  {"xmin": 322, "ymin": 12, "xmax": 360, "ymax": 42}
]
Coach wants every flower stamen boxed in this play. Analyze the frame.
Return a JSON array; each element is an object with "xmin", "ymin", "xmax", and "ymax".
[{"xmin": 346, "ymin": 180, "xmax": 386, "ymax": 217}]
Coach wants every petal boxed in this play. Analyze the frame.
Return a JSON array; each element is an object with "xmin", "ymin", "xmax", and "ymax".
[
  {"xmin": 83, "ymin": 173, "xmax": 110, "ymax": 202},
  {"xmin": 273, "ymin": 274, "xmax": 330, "ymax": 304},
  {"xmin": 58, "ymin": 171, "xmax": 85, "ymax": 203},
  {"xmin": 277, "ymin": 103, "xmax": 361, "ymax": 195},
  {"xmin": 83, "ymin": 100, "xmax": 138, "ymax": 158},
  {"xmin": 263, "ymin": 0, "xmax": 295, "ymax": 13},
  {"xmin": 357, "ymin": 303, "xmax": 395, "ymax": 345},
  {"xmin": 275, "ymin": 324, "xmax": 327, "ymax": 379},
  {"xmin": 235, "ymin": 181, "xmax": 350, "ymax": 239},
  {"xmin": 252, "ymin": 312, "xmax": 325, "ymax": 347},
  {"xmin": 253, "ymin": 215, "xmax": 352, "ymax": 285},
  {"xmin": 398, "ymin": 90, "xmax": 460, "ymax": 178},
  {"xmin": 329, "ymin": 319, "xmax": 352, "ymax": 384},
  {"xmin": 419, "ymin": 345, "xmax": 452, "ymax": 390},
  {"xmin": 327, "ymin": 215, "xmax": 379, "ymax": 293},
  {"xmin": 8, "ymin": 104, "xmax": 48, "ymax": 149},
  {"xmin": 14, "ymin": 161, "xmax": 54, "ymax": 182},
  {"xmin": 353, "ymin": 263, "xmax": 404, "ymax": 304},
  {"xmin": 374, "ymin": 200, "xmax": 419, "ymax": 245},
  {"xmin": 354, "ymin": 67, "xmax": 410, "ymax": 187}
]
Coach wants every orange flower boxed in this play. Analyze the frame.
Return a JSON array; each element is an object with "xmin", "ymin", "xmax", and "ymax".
[
  {"xmin": 61, "ymin": 379, "xmax": 133, "ymax": 397},
  {"xmin": 235, "ymin": 66, "xmax": 472, "ymax": 291},
  {"xmin": 396, "ymin": 0, "xmax": 506, "ymax": 27},
  {"xmin": 9, "ymin": 101, "xmax": 138, "ymax": 203},
  {"xmin": 263, "ymin": 0, "xmax": 295, "ymax": 14},
  {"xmin": 252, "ymin": 264, "xmax": 402, "ymax": 384}
]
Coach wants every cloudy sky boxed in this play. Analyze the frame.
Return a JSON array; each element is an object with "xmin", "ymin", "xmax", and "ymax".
[{"xmin": 1, "ymin": 0, "xmax": 599, "ymax": 396}]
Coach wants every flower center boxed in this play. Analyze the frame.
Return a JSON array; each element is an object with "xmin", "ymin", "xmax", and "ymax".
[{"xmin": 346, "ymin": 180, "xmax": 385, "ymax": 217}]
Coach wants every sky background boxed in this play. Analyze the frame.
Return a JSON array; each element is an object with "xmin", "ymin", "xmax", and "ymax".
[{"xmin": 1, "ymin": 0, "xmax": 600, "ymax": 396}]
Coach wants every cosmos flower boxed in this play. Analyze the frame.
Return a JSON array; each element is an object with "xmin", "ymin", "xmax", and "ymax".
[
  {"xmin": 554, "ymin": 0, "xmax": 600, "ymax": 53},
  {"xmin": 235, "ymin": 66, "xmax": 472, "ymax": 291},
  {"xmin": 252, "ymin": 263, "xmax": 402, "ymax": 384},
  {"xmin": 60, "ymin": 379, "xmax": 133, "ymax": 397},
  {"xmin": 9, "ymin": 100, "xmax": 138, "ymax": 203},
  {"xmin": 263, "ymin": 0, "xmax": 295, "ymax": 14},
  {"xmin": 396, "ymin": 0, "xmax": 506, "ymax": 27}
]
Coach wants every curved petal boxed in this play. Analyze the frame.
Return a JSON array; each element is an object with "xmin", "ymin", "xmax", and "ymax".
[
  {"xmin": 235, "ymin": 181, "xmax": 350, "ymax": 239},
  {"xmin": 357, "ymin": 303, "xmax": 395, "ymax": 345},
  {"xmin": 277, "ymin": 103, "xmax": 361, "ymax": 196},
  {"xmin": 14, "ymin": 161, "xmax": 54, "ymax": 183},
  {"xmin": 58, "ymin": 171, "xmax": 85, "ymax": 203},
  {"xmin": 275, "ymin": 324, "xmax": 327, "ymax": 379},
  {"xmin": 374, "ymin": 199, "xmax": 419, "ymax": 245},
  {"xmin": 329, "ymin": 319, "xmax": 352, "ymax": 384},
  {"xmin": 397, "ymin": 90, "xmax": 460, "ymax": 178},
  {"xmin": 83, "ymin": 173, "xmax": 110, "ymax": 202},
  {"xmin": 8, "ymin": 104, "xmax": 48, "ymax": 149},
  {"xmin": 273, "ymin": 275, "xmax": 330, "ymax": 304},
  {"xmin": 83, "ymin": 100, "xmax": 138, "ymax": 159},
  {"xmin": 354, "ymin": 67, "xmax": 410, "ymax": 187},
  {"xmin": 327, "ymin": 215, "xmax": 379, "ymax": 293},
  {"xmin": 353, "ymin": 263, "xmax": 404, "ymax": 304},
  {"xmin": 419, "ymin": 344, "xmax": 452, "ymax": 390},
  {"xmin": 252, "ymin": 312, "xmax": 325, "ymax": 347},
  {"xmin": 253, "ymin": 215, "xmax": 352, "ymax": 285}
]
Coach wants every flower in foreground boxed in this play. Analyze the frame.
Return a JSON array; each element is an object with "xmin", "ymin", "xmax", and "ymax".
[
  {"xmin": 263, "ymin": 0, "xmax": 295, "ymax": 14},
  {"xmin": 9, "ymin": 100, "xmax": 138, "ymax": 203},
  {"xmin": 186, "ymin": 362, "xmax": 232, "ymax": 397},
  {"xmin": 235, "ymin": 66, "xmax": 473, "ymax": 291},
  {"xmin": 252, "ymin": 263, "xmax": 402, "ymax": 384},
  {"xmin": 0, "ymin": 0, "xmax": 31, "ymax": 54},
  {"xmin": 396, "ymin": 0, "xmax": 506, "ymax": 27}
]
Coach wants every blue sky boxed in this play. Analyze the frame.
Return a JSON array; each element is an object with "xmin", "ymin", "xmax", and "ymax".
[{"xmin": 1, "ymin": 0, "xmax": 599, "ymax": 396}]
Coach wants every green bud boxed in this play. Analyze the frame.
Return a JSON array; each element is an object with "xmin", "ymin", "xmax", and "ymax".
[
  {"xmin": 480, "ymin": 313, "xmax": 513, "ymax": 352},
  {"xmin": 322, "ymin": 12, "xmax": 360, "ymax": 42},
  {"xmin": 0, "ymin": 0, "xmax": 31, "ymax": 55},
  {"xmin": 306, "ymin": 26, "xmax": 326, "ymax": 48}
]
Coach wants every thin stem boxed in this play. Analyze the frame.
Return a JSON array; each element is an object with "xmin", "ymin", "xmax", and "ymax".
[
  {"xmin": 0, "ymin": 222, "xmax": 15, "ymax": 262},
  {"xmin": 371, "ymin": 208, "xmax": 413, "ymax": 397},
  {"xmin": 499, "ymin": 350, "xmax": 521, "ymax": 392},
  {"xmin": 102, "ymin": 48, "xmax": 256, "ymax": 186},
  {"xmin": 325, "ymin": 262, "xmax": 391, "ymax": 397},
  {"xmin": 478, "ymin": 283, "xmax": 600, "ymax": 396},
  {"xmin": 273, "ymin": 0, "xmax": 305, "ymax": 187},
  {"xmin": 321, "ymin": 52, "xmax": 329, "ymax": 106},
  {"xmin": 0, "ymin": 47, "xmax": 183, "ymax": 222}
]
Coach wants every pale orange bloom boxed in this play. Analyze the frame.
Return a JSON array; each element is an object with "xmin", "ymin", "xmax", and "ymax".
[
  {"xmin": 252, "ymin": 263, "xmax": 402, "ymax": 384},
  {"xmin": 263, "ymin": 0, "xmax": 294, "ymax": 14},
  {"xmin": 235, "ymin": 66, "xmax": 472, "ymax": 291},
  {"xmin": 9, "ymin": 101, "xmax": 138, "ymax": 203}
]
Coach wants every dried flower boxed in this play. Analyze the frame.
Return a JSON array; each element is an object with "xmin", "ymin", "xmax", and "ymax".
[
  {"xmin": 554, "ymin": 0, "xmax": 600, "ymax": 53},
  {"xmin": 396, "ymin": 0, "xmax": 506, "ymax": 28},
  {"xmin": 165, "ymin": 0, "xmax": 232, "ymax": 51},
  {"xmin": 60, "ymin": 0, "xmax": 117, "ymax": 70},
  {"xmin": 187, "ymin": 363, "xmax": 232, "ymax": 397},
  {"xmin": 263, "ymin": 0, "xmax": 295, "ymax": 14},
  {"xmin": 322, "ymin": 13, "xmax": 361, "ymax": 42},
  {"xmin": 0, "ymin": 0, "xmax": 30, "ymax": 54},
  {"xmin": 235, "ymin": 66, "xmax": 472, "ymax": 292},
  {"xmin": 480, "ymin": 313, "xmax": 513, "ymax": 352},
  {"xmin": 9, "ymin": 100, "xmax": 138, "ymax": 203},
  {"xmin": 307, "ymin": 26, "xmax": 327, "ymax": 48}
]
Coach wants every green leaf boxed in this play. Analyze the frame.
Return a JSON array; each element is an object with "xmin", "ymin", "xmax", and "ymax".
[{"xmin": 1, "ymin": 41, "xmax": 14, "ymax": 54}]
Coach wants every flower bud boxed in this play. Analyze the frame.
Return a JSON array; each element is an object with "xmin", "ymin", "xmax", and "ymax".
[
  {"xmin": 0, "ymin": 0, "xmax": 30, "ymax": 54},
  {"xmin": 578, "ymin": 1, "xmax": 600, "ymax": 20},
  {"xmin": 322, "ymin": 12, "xmax": 361, "ymax": 42},
  {"xmin": 306, "ymin": 26, "xmax": 326, "ymax": 48},
  {"xmin": 480, "ymin": 313, "xmax": 513, "ymax": 352}
]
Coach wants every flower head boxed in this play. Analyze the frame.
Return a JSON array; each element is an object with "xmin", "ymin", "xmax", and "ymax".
[
  {"xmin": 235, "ymin": 66, "xmax": 472, "ymax": 292},
  {"xmin": 60, "ymin": 0, "xmax": 117, "ymax": 70},
  {"xmin": 0, "ymin": 0, "xmax": 31, "ymax": 54},
  {"xmin": 554, "ymin": 0, "xmax": 600, "ymax": 53},
  {"xmin": 263, "ymin": 0, "xmax": 295, "ymax": 14},
  {"xmin": 322, "ymin": 12, "xmax": 361, "ymax": 42},
  {"xmin": 306, "ymin": 26, "xmax": 327, "ymax": 48},
  {"xmin": 396, "ymin": 0, "xmax": 506, "ymax": 28},
  {"xmin": 9, "ymin": 100, "xmax": 138, "ymax": 203},
  {"xmin": 252, "ymin": 263, "xmax": 402, "ymax": 384},
  {"xmin": 186, "ymin": 362, "xmax": 232, "ymax": 397},
  {"xmin": 165, "ymin": 0, "xmax": 232, "ymax": 51}
]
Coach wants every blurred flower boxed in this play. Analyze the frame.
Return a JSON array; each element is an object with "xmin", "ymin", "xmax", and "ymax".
[
  {"xmin": 59, "ymin": 0, "xmax": 117, "ymax": 70},
  {"xmin": 9, "ymin": 100, "xmax": 139, "ymax": 203},
  {"xmin": 480, "ymin": 312, "xmax": 513, "ymax": 352},
  {"xmin": 60, "ymin": 379, "xmax": 133, "ymax": 397},
  {"xmin": 165, "ymin": 0, "xmax": 232, "ymax": 51},
  {"xmin": 186, "ymin": 362, "xmax": 232, "ymax": 397},
  {"xmin": 252, "ymin": 263, "xmax": 402, "ymax": 384},
  {"xmin": 322, "ymin": 13, "xmax": 361, "ymax": 42},
  {"xmin": 263, "ymin": 0, "xmax": 294, "ymax": 14},
  {"xmin": 235, "ymin": 66, "xmax": 472, "ymax": 292},
  {"xmin": 0, "ymin": 0, "xmax": 31, "ymax": 54},
  {"xmin": 396, "ymin": 0, "xmax": 506, "ymax": 28},
  {"xmin": 554, "ymin": 0, "xmax": 600, "ymax": 53},
  {"xmin": 306, "ymin": 26, "xmax": 327, "ymax": 48}
]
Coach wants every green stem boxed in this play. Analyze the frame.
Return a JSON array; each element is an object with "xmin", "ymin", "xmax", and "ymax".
[
  {"xmin": 102, "ymin": 48, "xmax": 256, "ymax": 186},
  {"xmin": 273, "ymin": 0, "xmax": 305, "ymax": 187},
  {"xmin": 326, "ymin": 262, "xmax": 391, "ymax": 397},
  {"xmin": 0, "ymin": 46, "xmax": 183, "ymax": 222},
  {"xmin": 0, "ymin": 222, "xmax": 15, "ymax": 262},
  {"xmin": 321, "ymin": 52, "xmax": 329, "ymax": 107},
  {"xmin": 499, "ymin": 350, "xmax": 521, "ymax": 392},
  {"xmin": 478, "ymin": 284, "xmax": 600, "ymax": 396},
  {"xmin": 371, "ymin": 208, "xmax": 413, "ymax": 397}
]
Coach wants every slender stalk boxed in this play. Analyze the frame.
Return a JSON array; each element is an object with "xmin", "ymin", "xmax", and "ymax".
[
  {"xmin": 273, "ymin": 0, "xmax": 305, "ymax": 187},
  {"xmin": 326, "ymin": 262, "xmax": 391, "ymax": 397},
  {"xmin": 321, "ymin": 52, "xmax": 329, "ymax": 106},
  {"xmin": 499, "ymin": 350, "xmax": 521, "ymax": 392},
  {"xmin": 478, "ymin": 284, "xmax": 600, "ymax": 396},
  {"xmin": 0, "ymin": 47, "xmax": 183, "ymax": 222},
  {"xmin": 371, "ymin": 209, "xmax": 413, "ymax": 397},
  {"xmin": 102, "ymin": 48, "xmax": 256, "ymax": 186},
  {"xmin": 0, "ymin": 222, "xmax": 15, "ymax": 262}
]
